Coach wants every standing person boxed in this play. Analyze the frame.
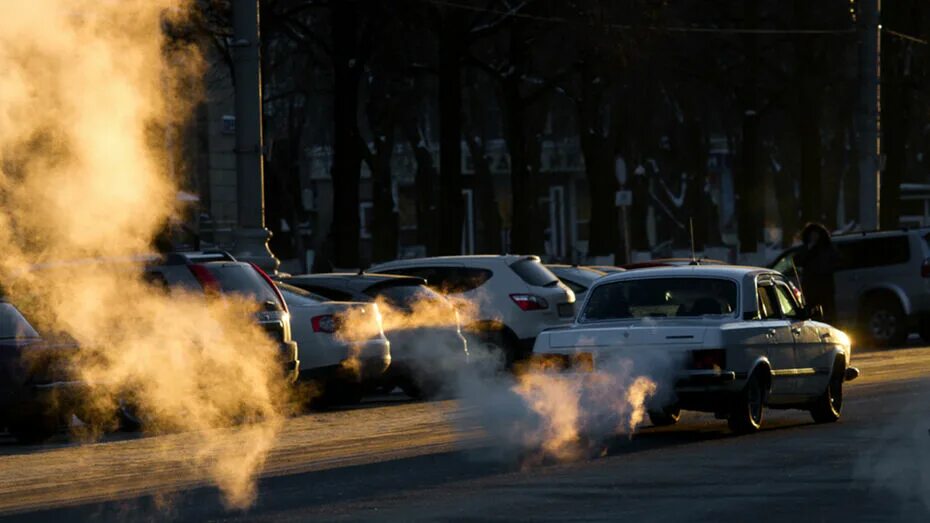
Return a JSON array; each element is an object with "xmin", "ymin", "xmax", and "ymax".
[{"xmin": 795, "ymin": 222, "xmax": 839, "ymax": 323}]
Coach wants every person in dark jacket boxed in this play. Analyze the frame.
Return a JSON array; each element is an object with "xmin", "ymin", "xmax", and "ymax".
[{"xmin": 795, "ymin": 222, "xmax": 839, "ymax": 323}]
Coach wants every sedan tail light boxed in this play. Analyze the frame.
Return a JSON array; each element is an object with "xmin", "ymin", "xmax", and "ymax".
[
  {"xmin": 188, "ymin": 264, "xmax": 220, "ymax": 294},
  {"xmin": 311, "ymin": 315, "xmax": 337, "ymax": 333},
  {"xmin": 510, "ymin": 294, "xmax": 549, "ymax": 311},
  {"xmin": 921, "ymin": 258, "xmax": 930, "ymax": 278},
  {"xmin": 691, "ymin": 349, "xmax": 726, "ymax": 370}
]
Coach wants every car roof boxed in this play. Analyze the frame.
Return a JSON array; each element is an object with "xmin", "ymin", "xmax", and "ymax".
[
  {"xmin": 371, "ymin": 254, "xmax": 537, "ymax": 267},
  {"xmin": 832, "ymin": 228, "xmax": 928, "ymax": 241},
  {"xmin": 594, "ymin": 265, "xmax": 776, "ymax": 284},
  {"xmin": 282, "ymin": 272, "xmax": 426, "ymax": 291}
]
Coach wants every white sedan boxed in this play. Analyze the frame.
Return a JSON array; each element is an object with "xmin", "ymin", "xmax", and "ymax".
[
  {"xmin": 531, "ymin": 266, "xmax": 860, "ymax": 433},
  {"xmin": 278, "ymin": 283, "xmax": 391, "ymax": 400}
]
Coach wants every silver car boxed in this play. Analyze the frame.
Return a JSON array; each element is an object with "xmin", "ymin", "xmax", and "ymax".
[{"xmin": 532, "ymin": 266, "xmax": 859, "ymax": 433}]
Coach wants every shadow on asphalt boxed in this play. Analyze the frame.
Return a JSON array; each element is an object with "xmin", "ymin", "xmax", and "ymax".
[{"xmin": 17, "ymin": 413, "xmax": 821, "ymax": 522}]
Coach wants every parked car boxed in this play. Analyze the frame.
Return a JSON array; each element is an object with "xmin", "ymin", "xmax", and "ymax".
[
  {"xmin": 620, "ymin": 258, "xmax": 726, "ymax": 270},
  {"xmin": 279, "ymin": 273, "xmax": 467, "ymax": 398},
  {"xmin": 546, "ymin": 265, "xmax": 606, "ymax": 301},
  {"xmin": 145, "ymin": 251, "xmax": 300, "ymax": 383},
  {"xmin": 108, "ymin": 251, "xmax": 301, "ymax": 429},
  {"xmin": 368, "ymin": 255, "xmax": 575, "ymax": 366},
  {"xmin": 0, "ymin": 300, "xmax": 83, "ymax": 443},
  {"xmin": 770, "ymin": 228, "xmax": 930, "ymax": 346},
  {"xmin": 531, "ymin": 266, "xmax": 859, "ymax": 433},
  {"xmin": 277, "ymin": 282, "xmax": 390, "ymax": 403}
]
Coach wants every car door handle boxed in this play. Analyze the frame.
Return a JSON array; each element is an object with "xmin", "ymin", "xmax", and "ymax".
[
  {"xmin": 791, "ymin": 327, "xmax": 802, "ymax": 335},
  {"xmin": 820, "ymin": 332, "xmax": 832, "ymax": 341},
  {"xmin": 766, "ymin": 329, "xmax": 777, "ymax": 338}
]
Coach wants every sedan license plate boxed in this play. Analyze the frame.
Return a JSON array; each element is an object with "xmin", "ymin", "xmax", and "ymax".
[{"xmin": 557, "ymin": 303, "xmax": 575, "ymax": 318}]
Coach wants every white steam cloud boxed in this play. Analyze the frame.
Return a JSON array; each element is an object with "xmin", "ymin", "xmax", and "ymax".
[{"xmin": 0, "ymin": 0, "xmax": 286, "ymax": 509}]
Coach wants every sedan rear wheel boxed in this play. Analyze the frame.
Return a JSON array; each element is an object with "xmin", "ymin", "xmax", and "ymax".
[{"xmin": 728, "ymin": 373, "xmax": 765, "ymax": 434}]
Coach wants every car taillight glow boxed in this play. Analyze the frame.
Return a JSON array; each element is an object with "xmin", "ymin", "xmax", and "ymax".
[
  {"xmin": 311, "ymin": 315, "xmax": 337, "ymax": 333},
  {"xmin": 188, "ymin": 264, "xmax": 220, "ymax": 294},
  {"xmin": 510, "ymin": 294, "xmax": 549, "ymax": 311},
  {"xmin": 691, "ymin": 349, "xmax": 726, "ymax": 370},
  {"xmin": 249, "ymin": 262, "xmax": 289, "ymax": 313},
  {"xmin": 922, "ymin": 258, "xmax": 930, "ymax": 278}
]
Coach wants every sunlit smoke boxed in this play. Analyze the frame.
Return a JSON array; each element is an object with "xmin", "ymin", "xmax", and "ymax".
[
  {"xmin": 0, "ymin": 0, "xmax": 285, "ymax": 509},
  {"xmin": 458, "ymin": 352, "xmax": 659, "ymax": 464}
]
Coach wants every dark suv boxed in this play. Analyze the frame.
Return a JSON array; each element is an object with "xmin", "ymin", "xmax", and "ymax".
[
  {"xmin": 771, "ymin": 228, "xmax": 930, "ymax": 346},
  {"xmin": 279, "ymin": 273, "xmax": 467, "ymax": 399},
  {"xmin": 146, "ymin": 251, "xmax": 300, "ymax": 382},
  {"xmin": 0, "ymin": 301, "xmax": 83, "ymax": 443}
]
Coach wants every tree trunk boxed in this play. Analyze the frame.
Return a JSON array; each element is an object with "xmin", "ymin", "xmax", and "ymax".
[
  {"xmin": 579, "ymin": 130, "xmax": 618, "ymax": 257},
  {"xmin": 797, "ymin": 76, "xmax": 823, "ymax": 224},
  {"xmin": 437, "ymin": 11, "xmax": 464, "ymax": 255},
  {"xmin": 737, "ymin": 112, "xmax": 761, "ymax": 252},
  {"xmin": 467, "ymin": 137, "xmax": 503, "ymax": 253},
  {"xmin": 577, "ymin": 61, "xmax": 619, "ymax": 258},
  {"xmin": 369, "ymin": 136, "xmax": 398, "ymax": 263},
  {"xmin": 330, "ymin": 1, "xmax": 362, "ymax": 268},
  {"xmin": 737, "ymin": 1, "xmax": 760, "ymax": 253},
  {"xmin": 880, "ymin": 80, "xmax": 907, "ymax": 229}
]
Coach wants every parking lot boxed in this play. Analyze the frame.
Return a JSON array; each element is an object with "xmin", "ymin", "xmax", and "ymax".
[{"xmin": 0, "ymin": 345, "xmax": 927, "ymax": 522}]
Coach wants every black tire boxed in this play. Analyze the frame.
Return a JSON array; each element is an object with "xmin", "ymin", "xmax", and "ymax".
[
  {"xmin": 116, "ymin": 405, "xmax": 143, "ymax": 432},
  {"xmin": 728, "ymin": 372, "xmax": 766, "ymax": 434},
  {"xmin": 810, "ymin": 363, "xmax": 844, "ymax": 424},
  {"xmin": 648, "ymin": 406, "xmax": 681, "ymax": 427},
  {"xmin": 862, "ymin": 297, "xmax": 908, "ymax": 347}
]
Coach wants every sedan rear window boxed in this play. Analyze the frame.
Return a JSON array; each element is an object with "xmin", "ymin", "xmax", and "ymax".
[
  {"xmin": 582, "ymin": 277, "xmax": 738, "ymax": 322},
  {"xmin": 203, "ymin": 264, "xmax": 283, "ymax": 310},
  {"xmin": 278, "ymin": 283, "xmax": 326, "ymax": 305},
  {"xmin": 510, "ymin": 259, "xmax": 559, "ymax": 287}
]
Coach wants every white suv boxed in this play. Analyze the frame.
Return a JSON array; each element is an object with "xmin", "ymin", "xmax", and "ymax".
[{"xmin": 368, "ymin": 255, "xmax": 575, "ymax": 365}]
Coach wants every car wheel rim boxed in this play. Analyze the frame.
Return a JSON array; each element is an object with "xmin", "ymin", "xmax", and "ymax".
[{"xmin": 870, "ymin": 310, "xmax": 896, "ymax": 340}]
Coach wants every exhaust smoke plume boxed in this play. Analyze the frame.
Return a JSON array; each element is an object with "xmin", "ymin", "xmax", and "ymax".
[
  {"xmin": 0, "ymin": 0, "xmax": 286, "ymax": 508},
  {"xmin": 457, "ymin": 351, "xmax": 660, "ymax": 464},
  {"xmin": 339, "ymin": 289, "xmax": 663, "ymax": 462}
]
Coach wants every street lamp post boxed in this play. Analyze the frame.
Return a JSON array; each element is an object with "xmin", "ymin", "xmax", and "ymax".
[
  {"xmin": 858, "ymin": 0, "xmax": 881, "ymax": 230},
  {"xmin": 231, "ymin": 0, "xmax": 278, "ymax": 271}
]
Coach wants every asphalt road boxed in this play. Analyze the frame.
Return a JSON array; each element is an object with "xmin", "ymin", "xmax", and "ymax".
[{"xmin": 2, "ymin": 347, "xmax": 930, "ymax": 522}]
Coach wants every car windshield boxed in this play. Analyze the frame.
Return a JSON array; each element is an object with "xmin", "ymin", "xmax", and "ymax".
[
  {"xmin": 581, "ymin": 277, "xmax": 739, "ymax": 322},
  {"xmin": 203, "ymin": 263, "xmax": 283, "ymax": 310},
  {"xmin": 510, "ymin": 258, "xmax": 559, "ymax": 287}
]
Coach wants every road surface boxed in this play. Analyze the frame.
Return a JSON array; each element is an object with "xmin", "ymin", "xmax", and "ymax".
[{"xmin": 2, "ymin": 347, "xmax": 930, "ymax": 522}]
